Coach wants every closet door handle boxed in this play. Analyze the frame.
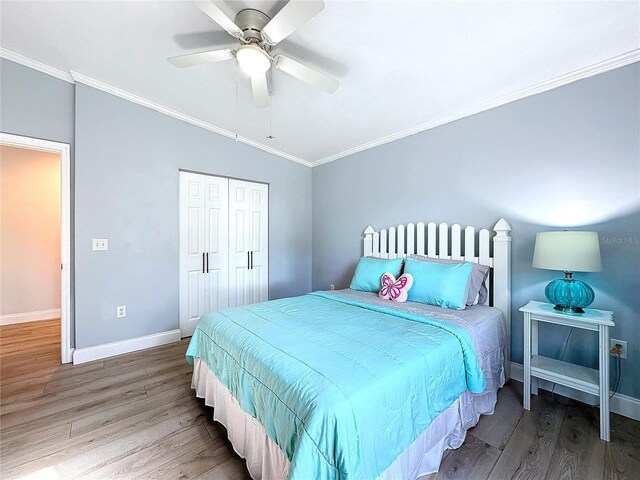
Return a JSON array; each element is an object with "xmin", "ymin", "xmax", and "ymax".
[
  {"xmin": 247, "ymin": 251, "xmax": 250, "ymax": 270},
  {"xmin": 202, "ymin": 252, "xmax": 205, "ymax": 273},
  {"xmin": 250, "ymin": 251, "xmax": 253, "ymax": 270},
  {"xmin": 206, "ymin": 252, "xmax": 209, "ymax": 273}
]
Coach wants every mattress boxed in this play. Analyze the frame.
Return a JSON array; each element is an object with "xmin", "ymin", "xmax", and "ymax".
[{"xmin": 188, "ymin": 289, "xmax": 506, "ymax": 479}]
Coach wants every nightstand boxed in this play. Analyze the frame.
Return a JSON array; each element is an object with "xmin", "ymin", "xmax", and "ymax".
[{"xmin": 519, "ymin": 301, "xmax": 615, "ymax": 441}]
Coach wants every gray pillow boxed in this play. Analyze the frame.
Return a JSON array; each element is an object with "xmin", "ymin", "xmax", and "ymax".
[{"xmin": 408, "ymin": 254, "xmax": 490, "ymax": 306}]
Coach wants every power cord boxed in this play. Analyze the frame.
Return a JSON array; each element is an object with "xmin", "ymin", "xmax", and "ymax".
[
  {"xmin": 547, "ymin": 331, "xmax": 623, "ymax": 404},
  {"xmin": 609, "ymin": 344, "xmax": 622, "ymax": 399},
  {"xmin": 551, "ymin": 327, "xmax": 574, "ymax": 404}
]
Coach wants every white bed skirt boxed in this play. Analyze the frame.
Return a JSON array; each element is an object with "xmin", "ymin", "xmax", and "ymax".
[{"xmin": 192, "ymin": 352, "xmax": 504, "ymax": 480}]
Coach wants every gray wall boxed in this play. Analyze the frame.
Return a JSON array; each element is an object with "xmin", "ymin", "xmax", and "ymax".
[
  {"xmin": 0, "ymin": 58, "xmax": 76, "ymax": 344},
  {"xmin": 0, "ymin": 59, "xmax": 75, "ymax": 143},
  {"xmin": 74, "ymin": 84, "xmax": 312, "ymax": 348},
  {"xmin": 312, "ymin": 63, "xmax": 640, "ymax": 399},
  {"xmin": 1, "ymin": 58, "xmax": 312, "ymax": 350}
]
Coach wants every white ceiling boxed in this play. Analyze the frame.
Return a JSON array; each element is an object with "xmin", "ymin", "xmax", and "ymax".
[{"xmin": 1, "ymin": 1, "xmax": 638, "ymax": 165}]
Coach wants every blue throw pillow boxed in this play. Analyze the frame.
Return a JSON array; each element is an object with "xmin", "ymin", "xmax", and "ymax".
[
  {"xmin": 350, "ymin": 257, "xmax": 404, "ymax": 293},
  {"xmin": 404, "ymin": 257, "xmax": 474, "ymax": 310}
]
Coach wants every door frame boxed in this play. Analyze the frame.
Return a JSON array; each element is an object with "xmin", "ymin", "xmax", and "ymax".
[{"xmin": 0, "ymin": 132, "xmax": 73, "ymax": 363}]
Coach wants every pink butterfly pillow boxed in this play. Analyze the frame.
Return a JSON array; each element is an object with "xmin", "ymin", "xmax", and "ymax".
[{"xmin": 379, "ymin": 272, "xmax": 414, "ymax": 302}]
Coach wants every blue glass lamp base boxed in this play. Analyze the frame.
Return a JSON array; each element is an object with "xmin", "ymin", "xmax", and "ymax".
[{"xmin": 544, "ymin": 273, "xmax": 595, "ymax": 314}]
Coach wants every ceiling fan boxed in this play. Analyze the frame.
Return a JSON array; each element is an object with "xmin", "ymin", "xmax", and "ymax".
[{"xmin": 168, "ymin": 0, "xmax": 339, "ymax": 108}]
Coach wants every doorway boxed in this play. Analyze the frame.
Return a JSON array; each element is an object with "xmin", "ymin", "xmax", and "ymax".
[{"xmin": 0, "ymin": 133, "xmax": 72, "ymax": 363}]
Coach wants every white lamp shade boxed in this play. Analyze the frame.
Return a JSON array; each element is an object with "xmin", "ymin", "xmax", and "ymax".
[
  {"xmin": 236, "ymin": 45, "xmax": 271, "ymax": 76},
  {"xmin": 532, "ymin": 231, "xmax": 602, "ymax": 272}
]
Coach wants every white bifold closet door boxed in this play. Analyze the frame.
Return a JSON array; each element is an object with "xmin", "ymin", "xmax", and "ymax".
[
  {"xmin": 179, "ymin": 172, "xmax": 268, "ymax": 337},
  {"xmin": 228, "ymin": 179, "xmax": 269, "ymax": 307}
]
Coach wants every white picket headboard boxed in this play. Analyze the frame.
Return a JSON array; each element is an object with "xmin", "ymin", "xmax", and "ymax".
[{"xmin": 362, "ymin": 218, "xmax": 512, "ymax": 377}]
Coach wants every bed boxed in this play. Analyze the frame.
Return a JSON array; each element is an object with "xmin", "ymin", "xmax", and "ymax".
[{"xmin": 186, "ymin": 218, "xmax": 512, "ymax": 479}]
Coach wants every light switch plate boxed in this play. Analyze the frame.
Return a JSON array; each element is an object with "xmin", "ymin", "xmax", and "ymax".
[{"xmin": 92, "ymin": 238, "xmax": 109, "ymax": 251}]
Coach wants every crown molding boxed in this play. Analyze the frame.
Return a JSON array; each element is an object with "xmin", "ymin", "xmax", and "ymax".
[
  {"xmin": 69, "ymin": 71, "xmax": 312, "ymax": 167},
  {"xmin": 2, "ymin": 47, "xmax": 637, "ymax": 169},
  {"xmin": 0, "ymin": 48, "xmax": 74, "ymax": 83},
  {"xmin": 0, "ymin": 48, "xmax": 311, "ymax": 167},
  {"xmin": 311, "ymin": 49, "xmax": 640, "ymax": 167}
]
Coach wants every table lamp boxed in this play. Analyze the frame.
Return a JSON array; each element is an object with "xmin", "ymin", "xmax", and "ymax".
[{"xmin": 532, "ymin": 231, "xmax": 602, "ymax": 313}]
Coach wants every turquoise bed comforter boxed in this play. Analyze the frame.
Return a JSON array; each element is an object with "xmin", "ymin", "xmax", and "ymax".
[{"xmin": 186, "ymin": 291, "xmax": 486, "ymax": 480}]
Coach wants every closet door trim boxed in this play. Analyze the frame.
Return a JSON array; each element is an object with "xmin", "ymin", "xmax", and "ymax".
[{"xmin": 179, "ymin": 169, "xmax": 270, "ymax": 186}]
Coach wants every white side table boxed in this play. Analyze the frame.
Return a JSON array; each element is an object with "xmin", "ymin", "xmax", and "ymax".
[{"xmin": 519, "ymin": 301, "xmax": 615, "ymax": 441}]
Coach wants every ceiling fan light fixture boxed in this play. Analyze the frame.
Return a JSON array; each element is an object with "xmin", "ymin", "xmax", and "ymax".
[{"xmin": 236, "ymin": 45, "xmax": 271, "ymax": 76}]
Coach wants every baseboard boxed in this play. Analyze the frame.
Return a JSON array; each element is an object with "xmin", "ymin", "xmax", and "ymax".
[
  {"xmin": 0, "ymin": 308, "xmax": 61, "ymax": 325},
  {"xmin": 510, "ymin": 362, "xmax": 640, "ymax": 421},
  {"xmin": 73, "ymin": 329, "xmax": 181, "ymax": 365}
]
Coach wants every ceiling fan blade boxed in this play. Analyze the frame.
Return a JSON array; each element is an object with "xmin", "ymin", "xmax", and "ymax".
[
  {"xmin": 251, "ymin": 72, "xmax": 269, "ymax": 108},
  {"xmin": 273, "ymin": 55, "xmax": 338, "ymax": 94},
  {"xmin": 168, "ymin": 48, "xmax": 235, "ymax": 68},
  {"xmin": 195, "ymin": 1, "xmax": 244, "ymax": 39},
  {"xmin": 261, "ymin": 0, "xmax": 324, "ymax": 45}
]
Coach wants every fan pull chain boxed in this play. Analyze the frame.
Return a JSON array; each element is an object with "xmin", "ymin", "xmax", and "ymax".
[
  {"xmin": 235, "ymin": 62, "xmax": 239, "ymax": 115},
  {"xmin": 266, "ymin": 95, "xmax": 274, "ymax": 140}
]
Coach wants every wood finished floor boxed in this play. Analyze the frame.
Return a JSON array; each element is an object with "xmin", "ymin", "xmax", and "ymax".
[{"xmin": 1, "ymin": 320, "xmax": 638, "ymax": 479}]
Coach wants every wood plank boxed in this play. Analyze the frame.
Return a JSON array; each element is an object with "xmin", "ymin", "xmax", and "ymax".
[
  {"xmin": 102, "ymin": 341, "xmax": 187, "ymax": 369},
  {"xmin": 2, "ymin": 395, "xmax": 199, "ymax": 473},
  {"xmin": 439, "ymin": 222, "xmax": 449, "ymax": 258},
  {"xmin": 62, "ymin": 408, "xmax": 208, "ymax": 479},
  {"xmin": 1, "ymin": 361, "xmax": 187, "ymax": 421},
  {"xmin": 0, "ymin": 422, "xmax": 71, "ymax": 462},
  {"xmin": 416, "ymin": 222, "xmax": 425, "ymax": 254},
  {"xmin": 545, "ymin": 404, "xmax": 606, "ymax": 480},
  {"xmin": 487, "ymin": 392, "xmax": 566, "ymax": 480},
  {"xmin": 470, "ymin": 381, "xmax": 524, "ymax": 450},
  {"xmin": 451, "ymin": 224, "xmax": 462, "ymax": 260},
  {"xmin": 464, "ymin": 226, "xmax": 475, "ymax": 261},
  {"xmin": 0, "ymin": 361, "xmax": 105, "ymax": 393},
  {"xmin": 388, "ymin": 226, "xmax": 396, "ymax": 259},
  {"xmin": 421, "ymin": 435, "xmax": 501, "ymax": 480},
  {"xmin": 193, "ymin": 457, "xmax": 252, "ymax": 480},
  {"xmin": 0, "ymin": 384, "xmax": 148, "ymax": 432},
  {"xmin": 1, "ymin": 360, "xmax": 61, "ymax": 379},
  {"xmin": 427, "ymin": 222, "xmax": 436, "ymax": 257},
  {"xmin": 397, "ymin": 224, "xmax": 405, "ymax": 257},
  {"xmin": 69, "ymin": 382, "xmax": 194, "ymax": 437},
  {"xmin": 144, "ymin": 371, "xmax": 194, "ymax": 396},
  {"xmin": 380, "ymin": 229, "xmax": 388, "ymax": 258},
  {"xmin": 2, "ymin": 379, "xmax": 187, "ymax": 435},
  {"xmin": 407, "ymin": 223, "xmax": 415, "ymax": 255},
  {"xmin": 0, "ymin": 382, "xmax": 47, "ymax": 405},
  {"xmin": 145, "ymin": 441, "xmax": 233, "ymax": 480},
  {"xmin": 85, "ymin": 423, "xmax": 211, "ymax": 479},
  {"xmin": 42, "ymin": 356, "xmax": 187, "ymax": 394},
  {"xmin": 2, "ymin": 362, "xmax": 191, "ymax": 416},
  {"xmin": 2, "ymin": 402, "xmax": 205, "ymax": 478},
  {"xmin": 605, "ymin": 412, "xmax": 640, "ymax": 479}
]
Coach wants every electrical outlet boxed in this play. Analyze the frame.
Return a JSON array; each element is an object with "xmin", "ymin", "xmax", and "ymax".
[
  {"xmin": 610, "ymin": 338, "xmax": 627, "ymax": 359},
  {"xmin": 117, "ymin": 305, "xmax": 126, "ymax": 318},
  {"xmin": 330, "ymin": 284, "xmax": 335, "ymax": 291},
  {"xmin": 92, "ymin": 238, "xmax": 109, "ymax": 251}
]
